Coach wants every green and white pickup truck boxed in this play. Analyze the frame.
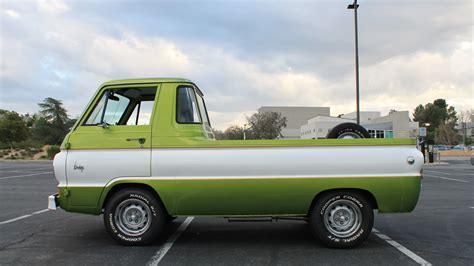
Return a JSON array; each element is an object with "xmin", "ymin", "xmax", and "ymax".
[{"xmin": 49, "ymin": 78, "xmax": 423, "ymax": 248}]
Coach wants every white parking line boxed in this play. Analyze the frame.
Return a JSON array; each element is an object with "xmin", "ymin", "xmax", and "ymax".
[
  {"xmin": 147, "ymin": 216, "xmax": 194, "ymax": 266},
  {"xmin": 425, "ymin": 173, "xmax": 469, "ymax": 183},
  {"xmin": 0, "ymin": 171, "xmax": 53, "ymax": 180},
  {"xmin": 372, "ymin": 228, "xmax": 431, "ymax": 266},
  {"xmin": 0, "ymin": 209, "xmax": 49, "ymax": 225},
  {"xmin": 424, "ymin": 170, "xmax": 474, "ymax": 176},
  {"xmin": 0, "ymin": 167, "xmax": 52, "ymax": 173}
]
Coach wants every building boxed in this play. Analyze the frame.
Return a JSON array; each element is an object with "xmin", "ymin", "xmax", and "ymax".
[
  {"xmin": 301, "ymin": 110, "xmax": 419, "ymax": 139},
  {"xmin": 340, "ymin": 111, "xmax": 381, "ymax": 123},
  {"xmin": 301, "ymin": 116, "xmax": 353, "ymax": 139},
  {"xmin": 258, "ymin": 106, "xmax": 330, "ymax": 139},
  {"xmin": 361, "ymin": 111, "xmax": 419, "ymax": 139}
]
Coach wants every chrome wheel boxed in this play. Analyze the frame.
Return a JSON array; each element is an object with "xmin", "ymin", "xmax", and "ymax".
[
  {"xmin": 114, "ymin": 199, "xmax": 152, "ymax": 236},
  {"xmin": 323, "ymin": 199, "xmax": 362, "ymax": 238}
]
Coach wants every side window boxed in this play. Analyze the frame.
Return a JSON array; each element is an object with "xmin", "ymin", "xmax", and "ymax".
[
  {"xmin": 126, "ymin": 101, "xmax": 154, "ymax": 125},
  {"xmin": 196, "ymin": 93, "xmax": 210, "ymax": 126},
  {"xmin": 176, "ymin": 86, "xmax": 201, "ymax": 123},
  {"xmin": 85, "ymin": 92, "xmax": 129, "ymax": 125},
  {"xmin": 84, "ymin": 87, "xmax": 157, "ymax": 126}
]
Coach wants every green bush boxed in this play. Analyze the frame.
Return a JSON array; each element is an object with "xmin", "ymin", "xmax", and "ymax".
[
  {"xmin": 47, "ymin": 145, "xmax": 60, "ymax": 159},
  {"xmin": 12, "ymin": 139, "xmax": 44, "ymax": 149}
]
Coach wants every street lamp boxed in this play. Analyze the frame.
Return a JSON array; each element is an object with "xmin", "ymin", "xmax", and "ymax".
[
  {"xmin": 348, "ymin": 0, "xmax": 360, "ymax": 125},
  {"xmin": 243, "ymin": 124, "xmax": 247, "ymax": 140}
]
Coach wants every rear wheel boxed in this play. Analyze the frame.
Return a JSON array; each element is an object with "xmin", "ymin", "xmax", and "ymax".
[
  {"xmin": 326, "ymin": 123, "xmax": 370, "ymax": 139},
  {"xmin": 310, "ymin": 191, "xmax": 373, "ymax": 248},
  {"xmin": 104, "ymin": 188, "xmax": 166, "ymax": 245}
]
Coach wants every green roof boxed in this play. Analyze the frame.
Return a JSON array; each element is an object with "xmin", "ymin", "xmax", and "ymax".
[{"xmin": 100, "ymin": 77, "xmax": 193, "ymax": 86}]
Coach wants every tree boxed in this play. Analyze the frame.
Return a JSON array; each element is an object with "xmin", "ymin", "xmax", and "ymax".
[
  {"xmin": 224, "ymin": 126, "xmax": 245, "ymax": 140},
  {"xmin": 213, "ymin": 126, "xmax": 245, "ymax": 140},
  {"xmin": 23, "ymin": 113, "xmax": 37, "ymax": 128},
  {"xmin": 32, "ymin": 98, "xmax": 70, "ymax": 144},
  {"xmin": 0, "ymin": 110, "xmax": 29, "ymax": 149},
  {"xmin": 39, "ymin": 97, "xmax": 69, "ymax": 125},
  {"xmin": 246, "ymin": 111, "xmax": 287, "ymax": 139},
  {"xmin": 413, "ymin": 99, "xmax": 458, "ymax": 143},
  {"xmin": 435, "ymin": 123, "xmax": 459, "ymax": 146},
  {"xmin": 458, "ymin": 109, "xmax": 473, "ymax": 145}
]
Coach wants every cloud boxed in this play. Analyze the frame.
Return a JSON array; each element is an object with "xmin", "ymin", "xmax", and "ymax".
[
  {"xmin": 37, "ymin": 0, "xmax": 69, "ymax": 14},
  {"xmin": 0, "ymin": 0, "xmax": 472, "ymax": 130}
]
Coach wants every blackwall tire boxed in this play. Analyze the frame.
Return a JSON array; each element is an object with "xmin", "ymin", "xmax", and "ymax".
[
  {"xmin": 104, "ymin": 188, "xmax": 166, "ymax": 246},
  {"xmin": 310, "ymin": 191, "xmax": 374, "ymax": 248},
  {"xmin": 326, "ymin": 123, "xmax": 371, "ymax": 139}
]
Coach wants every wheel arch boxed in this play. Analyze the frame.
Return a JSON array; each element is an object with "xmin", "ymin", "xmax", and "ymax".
[
  {"xmin": 99, "ymin": 182, "xmax": 171, "ymax": 216},
  {"xmin": 307, "ymin": 188, "xmax": 378, "ymax": 216}
]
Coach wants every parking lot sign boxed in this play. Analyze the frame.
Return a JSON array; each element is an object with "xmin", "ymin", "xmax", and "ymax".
[{"xmin": 419, "ymin": 127, "xmax": 427, "ymax": 137}]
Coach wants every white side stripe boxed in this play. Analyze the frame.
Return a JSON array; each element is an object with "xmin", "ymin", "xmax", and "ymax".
[
  {"xmin": 372, "ymin": 228, "xmax": 431, "ymax": 266},
  {"xmin": 0, "ymin": 171, "xmax": 53, "ymax": 180},
  {"xmin": 147, "ymin": 217, "xmax": 194, "ymax": 266},
  {"xmin": 0, "ymin": 209, "xmax": 50, "ymax": 225}
]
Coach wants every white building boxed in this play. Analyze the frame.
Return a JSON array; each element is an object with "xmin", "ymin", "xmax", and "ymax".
[
  {"xmin": 301, "ymin": 116, "xmax": 354, "ymax": 139},
  {"xmin": 301, "ymin": 110, "xmax": 419, "ymax": 139},
  {"xmin": 258, "ymin": 106, "xmax": 330, "ymax": 139},
  {"xmin": 341, "ymin": 111, "xmax": 381, "ymax": 123}
]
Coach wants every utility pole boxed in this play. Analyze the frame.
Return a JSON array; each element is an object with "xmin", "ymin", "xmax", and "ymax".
[{"xmin": 348, "ymin": 0, "xmax": 360, "ymax": 125}]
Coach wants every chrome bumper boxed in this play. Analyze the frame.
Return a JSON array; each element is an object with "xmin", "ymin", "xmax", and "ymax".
[{"xmin": 48, "ymin": 194, "xmax": 59, "ymax": 210}]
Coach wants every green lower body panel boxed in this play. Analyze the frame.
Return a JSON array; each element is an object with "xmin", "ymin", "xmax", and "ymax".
[
  {"xmin": 169, "ymin": 176, "xmax": 420, "ymax": 215},
  {"xmin": 58, "ymin": 176, "xmax": 421, "ymax": 216}
]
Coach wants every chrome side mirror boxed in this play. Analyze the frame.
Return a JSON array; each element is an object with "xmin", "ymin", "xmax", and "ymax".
[{"xmin": 97, "ymin": 122, "xmax": 109, "ymax": 129}]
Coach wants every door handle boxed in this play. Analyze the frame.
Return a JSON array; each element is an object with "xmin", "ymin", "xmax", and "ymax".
[{"xmin": 126, "ymin": 138, "xmax": 146, "ymax": 145}]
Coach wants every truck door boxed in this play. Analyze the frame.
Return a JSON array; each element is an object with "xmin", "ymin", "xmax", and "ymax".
[{"xmin": 65, "ymin": 84, "xmax": 160, "ymax": 207}]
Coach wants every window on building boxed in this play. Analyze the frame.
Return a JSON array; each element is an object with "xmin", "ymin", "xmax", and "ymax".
[
  {"xmin": 368, "ymin": 130, "xmax": 376, "ymax": 138},
  {"xmin": 376, "ymin": 130, "xmax": 384, "ymax": 139}
]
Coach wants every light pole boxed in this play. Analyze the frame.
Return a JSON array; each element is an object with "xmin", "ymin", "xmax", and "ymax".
[
  {"xmin": 243, "ymin": 124, "xmax": 247, "ymax": 140},
  {"xmin": 348, "ymin": 0, "xmax": 360, "ymax": 125}
]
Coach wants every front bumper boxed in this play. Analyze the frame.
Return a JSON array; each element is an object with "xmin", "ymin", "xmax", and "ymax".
[{"xmin": 48, "ymin": 194, "xmax": 59, "ymax": 210}]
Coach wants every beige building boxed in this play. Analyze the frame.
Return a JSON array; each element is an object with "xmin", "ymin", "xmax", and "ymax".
[{"xmin": 258, "ymin": 106, "xmax": 330, "ymax": 139}]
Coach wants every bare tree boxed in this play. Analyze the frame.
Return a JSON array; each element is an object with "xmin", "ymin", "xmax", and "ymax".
[{"xmin": 458, "ymin": 109, "xmax": 473, "ymax": 145}]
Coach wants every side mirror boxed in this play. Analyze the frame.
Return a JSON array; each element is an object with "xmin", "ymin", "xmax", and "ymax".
[{"xmin": 97, "ymin": 122, "xmax": 109, "ymax": 129}]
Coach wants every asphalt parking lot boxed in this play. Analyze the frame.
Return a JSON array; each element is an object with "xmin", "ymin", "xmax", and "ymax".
[{"xmin": 0, "ymin": 158, "xmax": 473, "ymax": 265}]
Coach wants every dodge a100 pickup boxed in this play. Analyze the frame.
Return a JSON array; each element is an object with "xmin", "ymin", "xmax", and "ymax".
[{"xmin": 49, "ymin": 78, "xmax": 423, "ymax": 248}]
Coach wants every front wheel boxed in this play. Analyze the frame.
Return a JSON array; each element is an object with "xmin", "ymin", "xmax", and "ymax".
[
  {"xmin": 104, "ymin": 188, "xmax": 167, "ymax": 245},
  {"xmin": 310, "ymin": 191, "xmax": 374, "ymax": 248}
]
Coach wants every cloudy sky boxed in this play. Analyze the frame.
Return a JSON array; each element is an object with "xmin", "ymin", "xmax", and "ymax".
[{"xmin": 0, "ymin": 0, "xmax": 472, "ymax": 129}]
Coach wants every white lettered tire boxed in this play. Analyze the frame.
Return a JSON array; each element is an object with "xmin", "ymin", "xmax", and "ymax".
[
  {"xmin": 104, "ymin": 188, "xmax": 166, "ymax": 245},
  {"xmin": 310, "ymin": 191, "xmax": 374, "ymax": 248}
]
